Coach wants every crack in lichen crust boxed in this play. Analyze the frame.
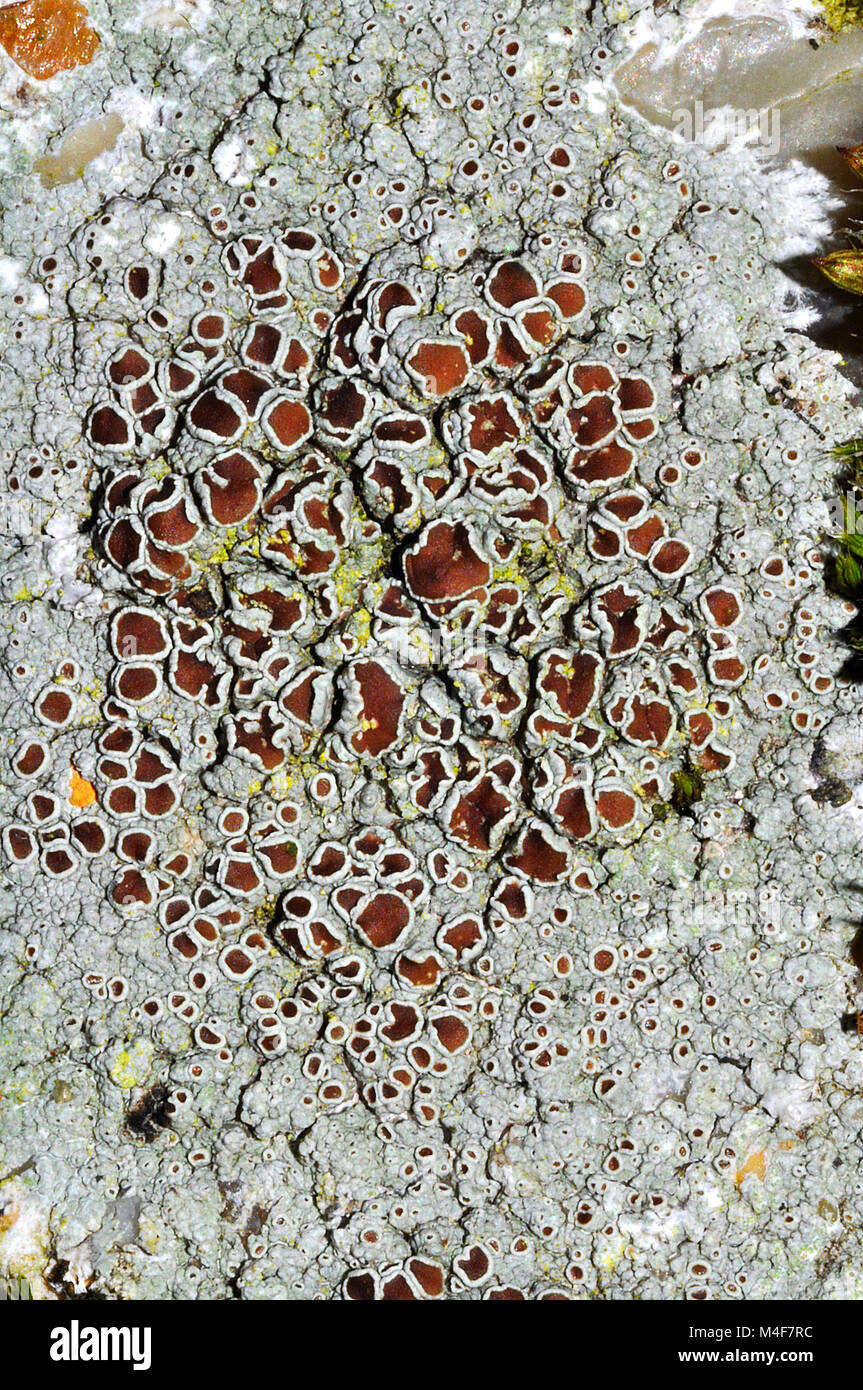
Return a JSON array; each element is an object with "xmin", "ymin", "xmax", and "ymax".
[{"xmin": 2, "ymin": 0, "xmax": 863, "ymax": 1301}]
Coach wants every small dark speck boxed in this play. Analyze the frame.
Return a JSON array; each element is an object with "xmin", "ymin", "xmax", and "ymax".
[{"xmin": 124, "ymin": 1083, "xmax": 171, "ymax": 1142}]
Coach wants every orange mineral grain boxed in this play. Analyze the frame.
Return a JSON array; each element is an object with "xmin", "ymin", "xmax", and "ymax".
[
  {"xmin": 734, "ymin": 1151, "xmax": 766, "ymax": 1188},
  {"xmin": 0, "ymin": 0, "xmax": 99, "ymax": 81},
  {"xmin": 69, "ymin": 765, "xmax": 97, "ymax": 808}
]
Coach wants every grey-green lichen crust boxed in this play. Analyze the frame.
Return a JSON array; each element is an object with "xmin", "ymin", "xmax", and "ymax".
[{"xmin": 2, "ymin": 0, "xmax": 863, "ymax": 1300}]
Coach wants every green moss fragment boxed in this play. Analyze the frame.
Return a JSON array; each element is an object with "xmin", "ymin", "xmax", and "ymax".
[
  {"xmin": 670, "ymin": 765, "xmax": 705, "ymax": 816},
  {"xmin": 840, "ymin": 529, "xmax": 863, "ymax": 557},
  {"xmin": 833, "ymin": 437, "xmax": 863, "ymax": 462},
  {"xmin": 832, "ymin": 546, "xmax": 863, "ymax": 597}
]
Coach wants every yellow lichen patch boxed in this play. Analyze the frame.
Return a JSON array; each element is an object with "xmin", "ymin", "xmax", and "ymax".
[
  {"xmin": 108, "ymin": 1038, "xmax": 155, "ymax": 1091},
  {"xmin": 35, "ymin": 113, "xmax": 123, "ymax": 187},
  {"xmin": 0, "ymin": 0, "xmax": 100, "ymax": 81},
  {"xmin": 69, "ymin": 765, "xmax": 96, "ymax": 808},
  {"xmin": 823, "ymin": 0, "xmax": 863, "ymax": 30},
  {"xmin": 735, "ymin": 1150, "xmax": 766, "ymax": 1187}
]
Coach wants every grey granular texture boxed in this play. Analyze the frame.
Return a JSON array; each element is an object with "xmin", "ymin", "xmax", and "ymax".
[{"xmin": 1, "ymin": 0, "xmax": 863, "ymax": 1300}]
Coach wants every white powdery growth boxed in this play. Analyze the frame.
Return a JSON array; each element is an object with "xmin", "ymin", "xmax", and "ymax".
[
  {"xmin": 759, "ymin": 1071, "xmax": 822, "ymax": 1128},
  {"xmin": 211, "ymin": 133, "xmax": 251, "ymax": 187},
  {"xmin": 44, "ymin": 513, "xmax": 101, "ymax": 610},
  {"xmin": 142, "ymin": 212, "xmax": 184, "ymax": 256},
  {"xmin": 130, "ymin": 0, "xmax": 215, "ymax": 33},
  {"xmin": 107, "ymin": 86, "xmax": 169, "ymax": 135},
  {"xmin": 625, "ymin": 0, "xmax": 820, "ymax": 67},
  {"xmin": 769, "ymin": 160, "xmax": 844, "ymax": 329},
  {"xmin": 0, "ymin": 254, "xmax": 22, "ymax": 292},
  {"xmin": 771, "ymin": 159, "xmax": 842, "ymax": 260}
]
